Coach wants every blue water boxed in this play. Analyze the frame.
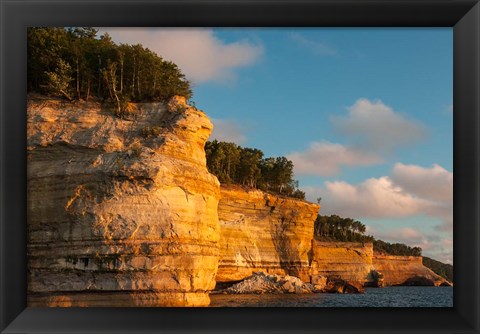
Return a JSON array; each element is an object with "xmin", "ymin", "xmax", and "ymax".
[{"xmin": 209, "ymin": 287, "xmax": 453, "ymax": 307}]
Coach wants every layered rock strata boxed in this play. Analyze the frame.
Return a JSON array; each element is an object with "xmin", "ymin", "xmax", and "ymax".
[
  {"xmin": 311, "ymin": 242, "xmax": 450, "ymax": 287},
  {"xmin": 27, "ymin": 95, "xmax": 220, "ymax": 306},
  {"xmin": 372, "ymin": 254, "xmax": 449, "ymax": 286},
  {"xmin": 216, "ymin": 185, "xmax": 320, "ymax": 283},
  {"xmin": 310, "ymin": 241, "xmax": 374, "ymax": 284}
]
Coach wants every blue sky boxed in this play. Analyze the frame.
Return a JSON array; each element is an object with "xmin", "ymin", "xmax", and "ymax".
[{"xmin": 102, "ymin": 28, "xmax": 453, "ymax": 264}]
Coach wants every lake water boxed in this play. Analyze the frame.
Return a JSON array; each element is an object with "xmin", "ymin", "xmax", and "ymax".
[{"xmin": 209, "ymin": 286, "xmax": 453, "ymax": 307}]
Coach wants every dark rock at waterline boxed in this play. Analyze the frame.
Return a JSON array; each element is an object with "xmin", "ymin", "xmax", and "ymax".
[
  {"xmin": 324, "ymin": 276, "xmax": 365, "ymax": 294},
  {"xmin": 400, "ymin": 276, "xmax": 435, "ymax": 286},
  {"xmin": 324, "ymin": 279, "xmax": 346, "ymax": 293},
  {"xmin": 365, "ymin": 269, "xmax": 384, "ymax": 288},
  {"xmin": 439, "ymin": 281, "xmax": 453, "ymax": 287},
  {"xmin": 344, "ymin": 281, "xmax": 365, "ymax": 294}
]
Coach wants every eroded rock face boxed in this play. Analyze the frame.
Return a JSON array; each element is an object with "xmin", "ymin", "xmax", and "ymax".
[
  {"xmin": 27, "ymin": 95, "xmax": 220, "ymax": 306},
  {"xmin": 311, "ymin": 242, "xmax": 450, "ymax": 287},
  {"xmin": 216, "ymin": 185, "xmax": 320, "ymax": 283},
  {"xmin": 372, "ymin": 254, "xmax": 449, "ymax": 286},
  {"xmin": 311, "ymin": 241, "xmax": 374, "ymax": 285}
]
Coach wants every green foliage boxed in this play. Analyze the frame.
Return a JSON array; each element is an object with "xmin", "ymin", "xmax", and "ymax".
[
  {"xmin": 205, "ymin": 140, "xmax": 305, "ymax": 199},
  {"xmin": 423, "ymin": 256, "xmax": 453, "ymax": 282},
  {"xmin": 314, "ymin": 214, "xmax": 373, "ymax": 243},
  {"xmin": 28, "ymin": 27, "xmax": 70, "ymax": 92},
  {"xmin": 373, "ymin": 239, "xmax": 422, "ymax": 257},
  {"xmin": 45, "ymin": 59, "xmax": 73, "ymax": 100},
  {"xmin": 314, "ymin": 214, "xmax": 423, "ymax": 257},
  {"xmin": 27, "ymin": 27, "xmax": 193, "ymax": 104}
]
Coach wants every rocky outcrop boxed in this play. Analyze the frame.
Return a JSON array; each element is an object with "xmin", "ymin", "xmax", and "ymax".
[
  {"xmin": 311, "ymin": 241, "xmax": 374, "ymax": 285},
  {"xmin": 215, "ymin": 272, "xmax": 314, "ymax": 294},
  {"xmin": 310, "ymin": 274, "xmax": 328, "ymax": 292},
  {"xmin": 216, "ymin": 185, "xmax": 319, "ymax": 283},
  {"xmin": 27, "ymin": 95, "xmax": 220, "ymax": 306},
  {"xmin": 372, "ymin": 254, "xmax": 450, "ymax": 286},
  {"xmin": 323, "ymin": 277, "xmax": 365, "ymax": 294}
]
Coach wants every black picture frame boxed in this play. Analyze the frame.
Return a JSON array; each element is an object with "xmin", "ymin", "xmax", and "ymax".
[{"xmin": 1, "ymin": 0, "xmax": 479, "ymax": 333}]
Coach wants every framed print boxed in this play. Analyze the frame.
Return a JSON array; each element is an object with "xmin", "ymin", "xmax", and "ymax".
[{"xmin": 1, "ymin": 0, "xmax": 479, "ymax": 333}]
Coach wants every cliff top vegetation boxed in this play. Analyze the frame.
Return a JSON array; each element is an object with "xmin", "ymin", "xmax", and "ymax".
[
  {"xmin": 314, "ymin": 214, "xmax": 422, "ymax": 256},
  {"xmin": 205, "ymin": 140, "xmax": 306, "ymax": 200},
  {"xmin": 314, "ymin": 214, "xmax": 453, "ymax": 281},
  {"xmin": 28, "ymin": 27, "xmax": 192, "ymax": 116}
]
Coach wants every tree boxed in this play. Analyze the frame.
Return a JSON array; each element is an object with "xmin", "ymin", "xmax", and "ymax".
[
  {"xmin": 258, "ymin": 157, "xmax": 276, "ymax": 191},
  {"xmin": 272, "ymin": 157, "xmax": 294, "ymax": 194},
  {"xmin": 45, "ymin": 59, "xmax": 73, "ymax": 100},
  {"xmin": 28, "ymin": 27, "xmax": 194, "ymax": 104},
  {"xmin": 237, "ymin": 148, "xmax": 263, "ymax": 187},
  {"xmin": 314, "ymin": 214, "xmax": 375, "ymax": 243},
  {"xmin": 205, "ymin": 141, "xmax": 305, "ymax": 199},
  {"xmin": 103, "ymin": 61, "xmax": 122, "ymax": 114},
  {"xmin": 70, "ymin": 27, "xmax": 98, "ymax": 39},
  {"xmin": 28, "ymin": 27, "xmax": 69, "ymax": 92}
]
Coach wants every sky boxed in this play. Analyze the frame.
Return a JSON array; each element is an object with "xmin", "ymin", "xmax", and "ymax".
[{"xmin": 99, "ymin": 28, "xmax": 453, "ymax": 264}]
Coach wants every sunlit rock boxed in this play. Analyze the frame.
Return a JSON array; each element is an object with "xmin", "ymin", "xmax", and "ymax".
[{"xmin": 27, "ymin": 95, "xmax": 220, "ymax": 307}]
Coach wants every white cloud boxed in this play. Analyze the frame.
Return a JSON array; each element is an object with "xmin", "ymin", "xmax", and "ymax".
[
  {"xmin": 287, "ymin": 141, "xmax": 381, "ymax": 176},
  {"xmin": 391, "ymin": 163, "xmax": 453, "ymax": 233},
  {"xmin": 305, "ymin": 176, "xmax": 430, "ymax": 219},
  {"xmin": 391, "ymin": 163, "xmax": 453, "ymax": 203},
  {"xmin": 304, "ymin": 163, "xmax": 453, "ymax": 231},
  {"xmin": 332, "ymin": 99, "xmax": 427, "ymax": 152},
  {"xmin": 98, "ymin": 28, "xmax": 264, "ymax": 83},
  {"xmin": 209, "ymin": 119, "xmax": 247, "ymax": 145},
  {"xmin": 375, "ymin": 227, "xmax": 429, "ymax": 247},
  {"xmin": 304, "ymin": 163, "xmax": 453, "ymax": 263},
  {"xmin": 369, "ymin": 226, "xmax": 452, "ymax": 264},
  {"xmin": 289, "ymin": 32, "xmax": 337, "ymax": 56},
  {"xmin": 288, "ymin": 99, "xmax": 427, "ymax": 177}
]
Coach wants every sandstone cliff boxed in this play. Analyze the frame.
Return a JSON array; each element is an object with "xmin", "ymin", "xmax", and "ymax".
[
  {"xmin": 27, "ymin": 95, "xmax": 450, "ymax": 307},
  {"xmin": 27, "ymin": 95, "xmax": 220, "ymax": 306},
  {"xmin": 216, "ymin": 185, "xmax": 320, "ymax": 283},
  {"xmin": 310, "ymin": 242, "xmax": 450, "ymax": 287},
  {"xmin": 372, "ymin": 254, "xmax": 450, "ymax": 286},
  {"xmin": 310, "ymin": 241, "xmax": 374, "ymax": 284}
]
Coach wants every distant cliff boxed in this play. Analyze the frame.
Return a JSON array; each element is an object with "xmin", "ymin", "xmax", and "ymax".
[
  {"xmin": 216, "ymin": 188, "xmax": 450, "ymax": 287},
  {"xmin": 373, "ymin": 254, "xmax": 450, "ymax": 286},
  {"xmin": 310, "ymin": 241, "xmax": 374, "ymax": 284},
  {"xmin": 216, "ymin": 185, "xmax": 319, "ymax": 283},
  {"xmin": 27, "ymin": 95, "xmax": 220, "ymax": 306},
  {"xmin": 307, "ymin": 242, "xmax": 450, "ymax": 286}
]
